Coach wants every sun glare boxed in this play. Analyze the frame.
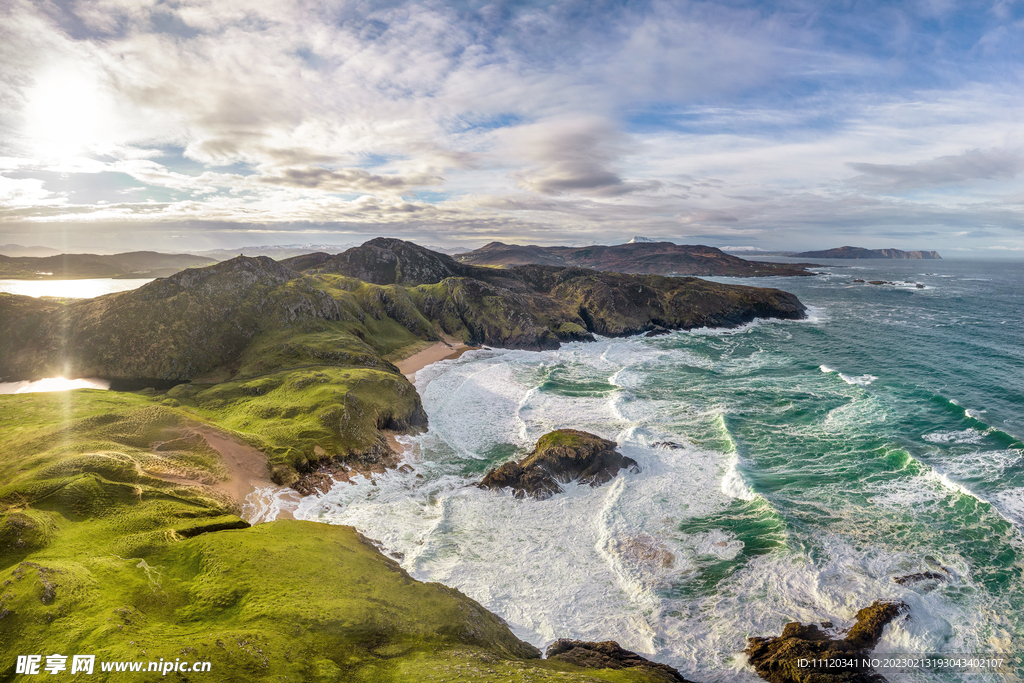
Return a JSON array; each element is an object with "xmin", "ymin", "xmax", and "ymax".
[
  {"xmin": 24, "ymin": 69, "xmax": 104, "ymax": 155},
  {"xmin": 0, "ymin": 377, "xmax": 110, "ymax": 394}
]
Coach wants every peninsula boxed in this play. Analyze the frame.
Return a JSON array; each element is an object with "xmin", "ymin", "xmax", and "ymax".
[
  {"xmin": 0, "ymin": 251, "xmax": 216, "ymax": 279},
  {"xmin": 792, "ymin": 246, "xmax": 941, "ymax": 259}
]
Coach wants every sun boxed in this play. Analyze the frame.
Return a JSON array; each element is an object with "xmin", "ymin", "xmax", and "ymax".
[{"xmin": 23, "ymin": 67, "xmax": 105, "ymax": 156}]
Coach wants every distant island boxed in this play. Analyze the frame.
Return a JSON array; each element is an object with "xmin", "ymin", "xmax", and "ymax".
[
  {"xmin": 0, "ymin": 251, "xmax": 216, "ymax": 279},
  {"xmin": 455, "ymin": 241, "xmax": 817, "ymax": 277},
  {"xmin": 793, "ymin": 246, "xmax": 941, "ymax": 259}
]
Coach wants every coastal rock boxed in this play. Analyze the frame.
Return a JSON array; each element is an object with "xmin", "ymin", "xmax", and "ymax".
[
  {"xmin": 479, "ymin": 429, "xmax": 639, "ymax": 499},
  {"xmin": 745, "ymin": 600, "xmax": 907, "ymax": 683},
  {"xmin": 546, "ymin": 639, "xmax": 695, "ymax": 682},
  {"xmin": 893, "ymin": 570, "xmax": 946, "ymax": 586}
]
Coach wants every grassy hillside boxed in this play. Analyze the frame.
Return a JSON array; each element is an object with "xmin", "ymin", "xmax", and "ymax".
[
  {"xmin": 0, "ymin": 239, "xmax": 781, "ymax": 681},
  {"xmin": 0, "ymin": 391, "xmax": 685, "ymax": 682}
]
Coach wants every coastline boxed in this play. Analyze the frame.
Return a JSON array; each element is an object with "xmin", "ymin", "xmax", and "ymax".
[{"xmin": 395, "ymin": 338, "xmax": 476, "ymax": 379}]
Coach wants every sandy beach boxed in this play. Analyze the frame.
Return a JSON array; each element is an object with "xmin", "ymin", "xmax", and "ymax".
[{"xmin": 395, "ymin": 338, "xmax": 476, "ymax": 379}]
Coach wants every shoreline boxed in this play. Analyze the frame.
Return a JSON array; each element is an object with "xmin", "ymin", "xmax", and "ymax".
[{"xmin": 395, "ymin": 338, "xmax": 477, "ymax": 379}]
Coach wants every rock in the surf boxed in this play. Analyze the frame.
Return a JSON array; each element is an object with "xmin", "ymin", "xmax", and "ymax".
[
  {"xmin": 479, "ymin": 429, "xmax": 639, "ymax": 500},
  {"xmin": 745, "ymin": 600, "xmax": 907, "ymax": 683}
]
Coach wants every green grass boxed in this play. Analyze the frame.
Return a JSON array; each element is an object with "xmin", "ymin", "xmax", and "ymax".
[
  {"xmin": 533, "ymin": 429, "xmax": 602, "ymax": 450},
  {"xmin": 0, "ymin": 391, "xmax": 677, "ymax": 682},
  {"xmin": 0, "ymin": 515, "xmax": 675, "ymax": 683},
  {"xmin": 168, "ymin": 367, "xmax": 425, "ymax": 485}
]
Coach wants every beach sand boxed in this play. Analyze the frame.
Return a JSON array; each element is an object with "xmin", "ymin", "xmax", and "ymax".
[{"xmin": 395, "ymin": 337, "xmax": 476, "ymax": 379}]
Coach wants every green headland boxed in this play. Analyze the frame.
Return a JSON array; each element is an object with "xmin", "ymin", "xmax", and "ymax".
[{"xmin": 0, "ymin": 238, "xmax": 807, "ymax": 682}]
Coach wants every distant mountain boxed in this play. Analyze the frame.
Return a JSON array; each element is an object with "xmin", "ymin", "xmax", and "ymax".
[
  {"xmin": 421, "ymin": 244, "xmax": 471, "ymax": 255},
  {"xmin": 197, "ymin": 242, "xmax": 469, "ymax": 261},
  {"xmin": 454, "ymin": 241, "xmax": 816, "ymax": 277},
  {"xmin": 627, "ymin": 236, "xmax": 657, "ymax": 244},
  {"xmin": 195, "ymin": 244, "xmax": 357, "ymax": 260},
  {"xmin": 0, "ymin": 244, "xmax": 63, "ymax": 257},
  {"xmin": 793, "ymin": 246, "xmax": 941, "ymax": 259},
  {"xmin": 0, "ymin": 251, "xmax": 216, "ymax": 279}
]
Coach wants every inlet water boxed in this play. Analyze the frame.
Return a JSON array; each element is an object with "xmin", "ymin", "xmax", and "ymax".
[{"xmin": 294, "ymin": 258, "xmax": 1024, "ymax": 681}]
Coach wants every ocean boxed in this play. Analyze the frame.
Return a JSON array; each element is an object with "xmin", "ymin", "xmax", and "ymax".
[
  {"xmin": 0, "ymin": 278, "xmax": 154, "ymax": 298},
  {"xmin": 282, "ymin": 258, "xmax": 1023, "ymax": 681}
]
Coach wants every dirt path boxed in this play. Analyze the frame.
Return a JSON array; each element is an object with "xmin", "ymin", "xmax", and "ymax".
[{"xmin": 144, "ymin": 425, "xmax": 295, "ymax": 522}]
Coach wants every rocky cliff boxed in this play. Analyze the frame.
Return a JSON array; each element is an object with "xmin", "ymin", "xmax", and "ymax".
[{"xmin": 745, "ymin": 600, "xmax": 907, "ymax": 683}]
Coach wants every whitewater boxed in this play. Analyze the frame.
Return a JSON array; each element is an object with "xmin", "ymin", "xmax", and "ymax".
[{"xmin": 276, "ymin": 258, "xmax": 1024, "ymax": 681}]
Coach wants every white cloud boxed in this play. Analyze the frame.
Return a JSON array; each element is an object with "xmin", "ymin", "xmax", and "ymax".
[{"xmin": 0, "ymin": 0, "xmax": 1022, "ymax": 253}]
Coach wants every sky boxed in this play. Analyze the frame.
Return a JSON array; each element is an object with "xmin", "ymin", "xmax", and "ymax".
[{"xmin": 1, "ymin": 0, "xmax": 1023, "ymax": 255}]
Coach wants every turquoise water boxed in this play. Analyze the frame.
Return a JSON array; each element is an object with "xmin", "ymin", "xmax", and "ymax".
[{"xmin": 295, "ymin": 258, "xmax": 1024, "ymax": 681}]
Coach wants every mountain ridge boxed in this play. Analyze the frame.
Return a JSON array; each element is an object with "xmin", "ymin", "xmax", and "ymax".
[{"xmin": 454, "ymin": 241, "xmax": 817, "ymax": 276}]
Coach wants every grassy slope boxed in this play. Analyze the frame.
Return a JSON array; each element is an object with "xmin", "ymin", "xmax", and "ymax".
[
  {"xmin": 0, "ymin": 391, "xmax": 676, "ymax": 683},
  {"xmin": 169, "ymin": 367, "xmax": 426, "ymax": 485}
]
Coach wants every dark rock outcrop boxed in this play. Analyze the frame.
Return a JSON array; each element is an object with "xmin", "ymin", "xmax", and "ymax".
[
  {"xmin": 479, "ymin": 429, "xmax": 638, "ymax": 499},
  {"xmin": 745, "ymin": 600, "xmax": 907, "ymax": 683},
  {"xmin": 546, "ymin": 639, "xmax": 695, "ymax": 682},
  {"xmin": 795, "ymin": 247, "xmax": 940, "ymax": 259}
]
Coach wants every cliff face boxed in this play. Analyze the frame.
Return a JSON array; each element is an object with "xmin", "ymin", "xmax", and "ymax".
[
  {"xmin": 454, "ymin": 241, "xmax": 817, "ymax": 276},
  {"xmin": 793, "ymin": 246, "xmax": 941, "ymax": 259}
]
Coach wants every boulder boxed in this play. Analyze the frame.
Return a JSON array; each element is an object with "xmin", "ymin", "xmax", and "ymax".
[
  {"xmin": 479, "ymin": 429, "xmax": 639, "ymax": 500},
  {"xmin": 745, "ymin": 600, "xmax": 906, "ymax": 683}
]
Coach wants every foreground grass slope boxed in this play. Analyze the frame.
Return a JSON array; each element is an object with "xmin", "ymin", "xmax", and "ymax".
[{"xmin": 0, "ymin": 391, "xmax": 689, "ymax": 683}]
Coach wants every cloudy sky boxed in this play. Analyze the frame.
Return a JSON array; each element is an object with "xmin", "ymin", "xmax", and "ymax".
[{"xmin": 1, "ymin": 0, "xmax": 1022, "ymax": 254}]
